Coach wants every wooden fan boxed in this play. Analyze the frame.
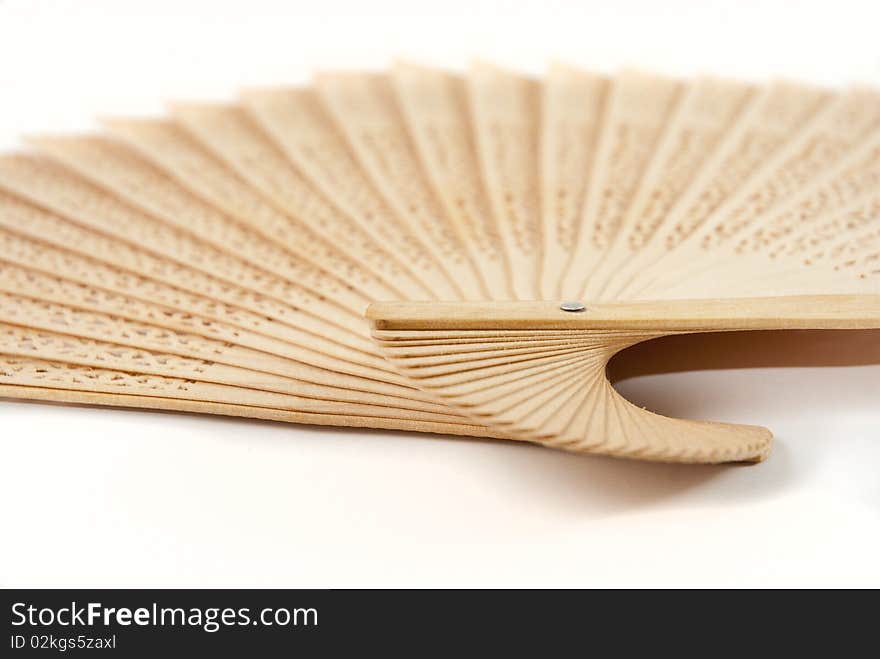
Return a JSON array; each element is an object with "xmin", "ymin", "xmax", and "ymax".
[{"xmin": 0, "ymin": 61, "xmax": 877, "ymax": 464}]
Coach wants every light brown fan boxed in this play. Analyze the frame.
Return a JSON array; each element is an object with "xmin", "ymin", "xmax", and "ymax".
[{"xmin": 0, "ymin": 61, "xmax": 878, "ymax": 464}]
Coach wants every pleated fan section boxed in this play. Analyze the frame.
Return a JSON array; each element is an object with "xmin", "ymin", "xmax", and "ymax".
[{"xmin": 0, "ymin": 61, "xmax": 877, "ymax": 464}]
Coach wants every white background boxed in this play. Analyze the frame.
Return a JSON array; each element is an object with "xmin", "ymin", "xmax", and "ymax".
[{"xmin": 0, "ymin": 0, "xmax": 878, "ymax": 587}]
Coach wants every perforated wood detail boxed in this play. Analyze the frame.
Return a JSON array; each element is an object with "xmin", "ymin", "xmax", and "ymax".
[
  {"xmin": 469, "ymin": 62, "xmax": 543, "ymax": 299},
  {"xmin": 539, "ymin": 64, "xmax": 607, "ymax": 299},
  {"xmin": 560, "ymin": 71, "xmax": 682, "ymax": 297},
  {"xmin": 314, "ymin": 72, "xmax": 485, "ymax": 298},
  {"xmin": 1, "ymin": 62, "xmax": 878, "ymax": 465},
  {"xmin": 242, "ymin": 87, "xmax": 458, "ymax": 300},
  {"xmin": 391, "ymin": 62, "xmax": 510, "ymax": 298}
]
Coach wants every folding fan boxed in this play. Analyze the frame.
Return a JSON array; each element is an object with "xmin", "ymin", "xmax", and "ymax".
[{"xmin": 0, "ymin": 62, "xmax": 877, "ymax": 464}]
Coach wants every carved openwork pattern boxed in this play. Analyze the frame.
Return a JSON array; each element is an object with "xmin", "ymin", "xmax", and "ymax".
[{"xmin": 1, "ymin": 63, "xmax": 878, "ymax": 464}]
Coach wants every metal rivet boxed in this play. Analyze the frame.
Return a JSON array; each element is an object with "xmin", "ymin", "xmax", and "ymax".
[{"xmin": 559, "ymin": 300, "xmax": 586, "ymax": 313}]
